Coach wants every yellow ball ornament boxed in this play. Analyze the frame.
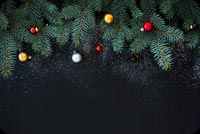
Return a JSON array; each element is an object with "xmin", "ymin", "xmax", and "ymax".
[
  {"xmin": 104, "ymin": 13, "xmax": 114, "ymax": 24},
  {"xmin": 18, "ymin": 52, "xmax": 32, "ymax": 62}
]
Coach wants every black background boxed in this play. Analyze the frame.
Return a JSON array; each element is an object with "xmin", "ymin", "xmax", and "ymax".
[{"xmin": 0, "ymin": 0, "xmax": 200, "ymax": 134}]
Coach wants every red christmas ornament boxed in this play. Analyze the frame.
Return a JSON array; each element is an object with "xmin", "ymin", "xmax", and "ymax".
[
  {"xmin": 30, "ymin": 27, "xmax": 38, "ymax": 34},
  {"xmin": 96, "ymin": 44, "xmax": 103, "ymax": 52},
  {"xmin": 143, "ymin": 21, "xmax": 153, "ymax": 32}
]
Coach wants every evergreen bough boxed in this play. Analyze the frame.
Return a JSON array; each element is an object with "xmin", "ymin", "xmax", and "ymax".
[{"xmin": 0, "ymin": 0, "xmax": 200, "ymax": 77}]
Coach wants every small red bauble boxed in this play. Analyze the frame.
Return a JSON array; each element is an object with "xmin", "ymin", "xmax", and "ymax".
[
  {"xmin": 143, "ymin": 21, "xmax": 153, "ymax": 32},
  {"xmin": 96, "ymin": 44, "xmax": 103, "ymax": 52},
  {"xmin": 30, "ymin": 27, "xmax": 38, "ymax": 34}
]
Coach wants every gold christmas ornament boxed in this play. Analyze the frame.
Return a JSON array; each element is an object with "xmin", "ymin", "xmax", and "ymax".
[
  {"xmin": 18, "ymin": 52, "xmax": 31, "ymax": 62},
  {"xmin": 104, "ymin": 13, "xmax": 114, "ymax": 24}
]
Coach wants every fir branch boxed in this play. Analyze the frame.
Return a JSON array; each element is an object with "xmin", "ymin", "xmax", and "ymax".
[
  {"xmin": 72, "ymin": 5, "xmax": 95, "ymax": 47},
  {"xmin": 173, "ymin": 0, "xmax": 200, "ymax": 24},
  {"xmin": 0, "ymin": 31, "xmax": 16, "ymax": 77},
  {"xmin": 150, "ymin": 38, "xmax": 172, "ymax": 70},
  {"xmin": 21, "ymin": 0, "xmax": 44, "ymax": 27},
  {"xmin": 56, "ymin": 23, "xmax": 71, "ymax": 46},
  {"xmin": 40, "ymin": 0, "xmax": 58, "ymax": 14},
  {"xmin": 158, "ymin": 0, "xmax": 179, "ymax": 20},
  {"xmin": 127, "ymin": 0, "xmax": 143, "ymax": 19},
  {"xmin": 101, "ymin": 0, "xmax": 112, "ymax": 11},
  {"xmin": 32, "ymin": 35, "xmax": 52, "ymax": 57},
  {"xmin": 186, "ymin": 0, "xmax": 200, "ymax": 23},
  {"xmin": 72, "ymin": 15, "xmax": 88, "ymax": 47},
  {"xmin": 11, "ymin": 21, "xmax": 30, "ymax": 43},
  {"xmin": 87, "ymin": 0, "xmax": 102, "ymax": 12},
  {"xmin": 123, "ymin": 26, "xmax": 134, "ymax": 41},
  {"xmin": 156, "ymin": 26, "xmax": 184, "ymax": 43},
  {"xmin": 102, "ymin": 26, "xmax": 115, "ymax": 40},
  {"xmin": 112, "ymin": 31, "xmax": 125, "ymax": 53},
  {"xmin": 186, "ymin": 32, "xmax": 199, "ymax": 49},
  {"xmin": 140, "ymin": 0, "xmax": 156, "ymax": 18},
  {"xmin": 150, "ymin": 14, "xmax": 165, "ymax": 30},
  {"xmin": 40, "ymin": 1, "xmax": 61, "ymax": 25},
  {"xmin": 63, "ymin": 0, "xmax": 75, "ymax": 6},
  {"xmin": 43, "ymin": 25, "xmax": 58, "ymax": 38},
  {"xmin": 131, "ymin": 6, "xmax": 143, "ymax": 20},
  {"xmin": 130, "ymin": 25, "xmax": 142, "ymax": 38},
  {"xmin": 159, "ymin": 0, "xmax": 173, "ymax": 14},
  {"xmin": 1, "ymin": 0, "xmax": 15, "ymax": 18},
  {"xmin": 10, "ymin": 9, "xmax": 31, "ymax": 42},
  {"xmin": 0, "ymin": 12, "xmax": 9, "ymax": 31},
  {"xmin": 130, "ymin": 35, "xmax": 149, "ymax": 54},
  {"xmin": 61, "ymin": 5, "xmax": 81, "ymax": 20}
]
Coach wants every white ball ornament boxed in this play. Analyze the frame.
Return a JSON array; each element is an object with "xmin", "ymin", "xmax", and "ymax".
[{"xmin": 72, "ymin": 51, "xmax": 82, "ymax": 63}]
